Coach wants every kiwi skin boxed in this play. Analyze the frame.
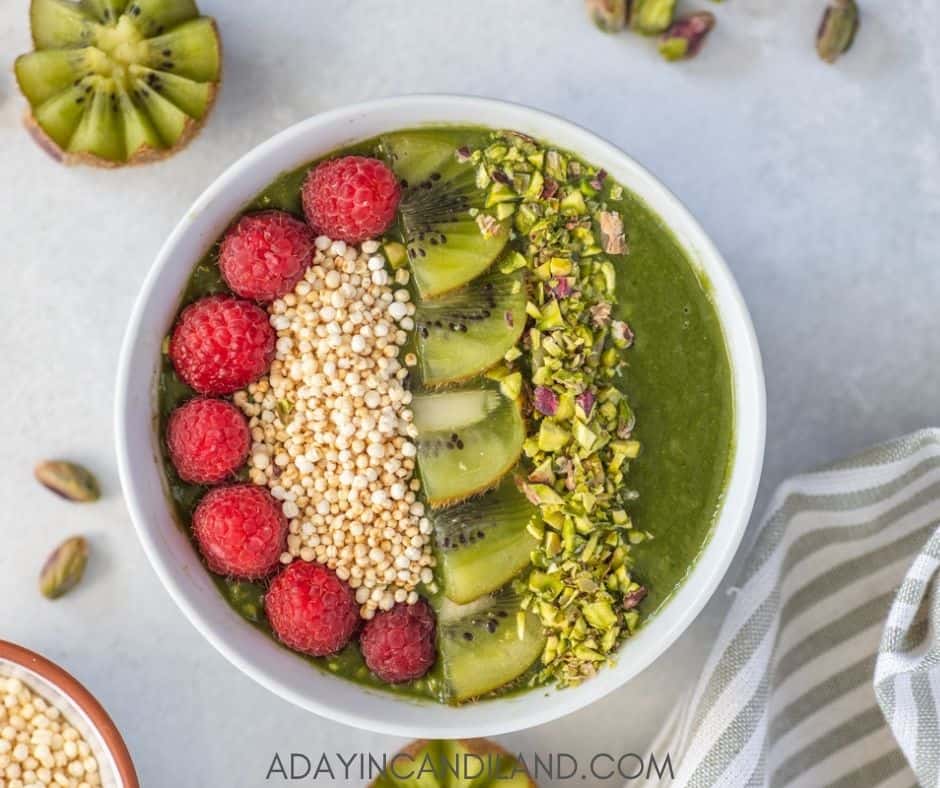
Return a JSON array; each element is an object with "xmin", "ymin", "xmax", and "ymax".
[
  {"xmin": 23, "ymin": 79, "xmax": 218, "ymax": 167},
  {"xmin": 369, "ymin": 739, "xmax": 536, "ymax": 788},
  {"xmin": 19, "ymin": 16, "xmax": 221, "ymax": 167}
]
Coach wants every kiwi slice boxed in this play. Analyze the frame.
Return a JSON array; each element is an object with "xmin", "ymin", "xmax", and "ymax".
[
  {"xmin": 433, "ymin": 476, "xmax": 538, "ymax": 604},
  {"xmin": 415, "ymin": 267, "xmax": 526, "ymax": 387},
  {"xmin": 369, "ymin": 739, "xmax": 534, "ymax": 788},
  {"xmin": 413, "ymin": 383, "xmax": 525, "ymax": 508},
  {"xmin": 438, "ymin": 594, "xmax": 545, "ymax": 703},
  {"xmin": 15, "ymin": 0, "xmax": 220, "ymax": 166},
  {"xmin": 382, "ymin": 131, "xmax": 510, "ymax": 298}
]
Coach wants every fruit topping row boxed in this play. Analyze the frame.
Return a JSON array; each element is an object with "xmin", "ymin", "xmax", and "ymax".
[{"xmin": 380, "ymin": 129, "xmax": 647, "ymax": 689}]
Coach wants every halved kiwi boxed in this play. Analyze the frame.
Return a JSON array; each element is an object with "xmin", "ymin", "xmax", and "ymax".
[
  {"xmin": 15, "ymin": 0, "xmax": 220, "ymax": 166},
  {"xmin": 415, "ymin": 266, "xmax": 527, "ymax": 387},
  {"xmin": 369, "ymin": 739, "xmax": 535, "ymax": 788},
  {"xmin": 413, "ymin": 383, "xmax": 525, "ymax": 508},
  {"xmin": 438, "ymin": 593, "xmax": 545, "ymax": 703},
  {"xmin": 432, "ymin": 476, "xmax": 538, "ymax": 604},
  {"xmin": 382, "ymin": 130, "xmax": 510, "ymax": 298}
]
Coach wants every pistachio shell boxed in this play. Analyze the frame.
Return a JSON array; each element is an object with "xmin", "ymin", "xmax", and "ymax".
[
  {"xmin": 584, "ymin": 0, "xmax": 629, "ymax": 32},
  {"xmin": 34, "ymin": 461, "xmax": 100, "ymax": 503},
  {"xmin": 39, "ymin": 537, "xmax": 89, "ymax": 599}
]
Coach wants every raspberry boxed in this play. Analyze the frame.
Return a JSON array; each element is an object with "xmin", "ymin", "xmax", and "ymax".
[
  {"xmin": 265, "ymin": 562, "xmax": 359, "ymax": 657},
  {"xmin": 166, "ymin": 398, "xmax": 250, "ymax": 484},
  {"xmin": 360, "ymin": 599, "xmax": 436, "ymax": 683},
  {"xmin": 169, "ymin": 295, "xmax": 275, "ymax": 395},
  {"xmin": 301, "ymin": 156, "xmax": 400, "ymax": 243},
  {"xmin": 192, "ymin": 485, "xmax": 286, "ymax": 579},
  {"xmin": 218, "ymin": 211, "xmax": 315, "ymax": 302}
]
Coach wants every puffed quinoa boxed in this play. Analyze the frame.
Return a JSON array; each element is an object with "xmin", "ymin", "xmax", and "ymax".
[
  {"xmin": 237, "ymin": 237, "xmax": 434, "ymax": 617},
  {"xmin": 0, "ymin": 676, "xmax": 100, "ymax": 788}
]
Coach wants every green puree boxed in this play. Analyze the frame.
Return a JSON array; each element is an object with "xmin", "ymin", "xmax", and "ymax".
[{"xmin": 157, "ymin": 127, "xmax": 733, "ymax": 703}]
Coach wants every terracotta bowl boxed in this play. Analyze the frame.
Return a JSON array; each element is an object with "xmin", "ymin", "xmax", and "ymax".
[{"xmin": 0, "ymin": 641, "xmax": 138, "ymax": 788}]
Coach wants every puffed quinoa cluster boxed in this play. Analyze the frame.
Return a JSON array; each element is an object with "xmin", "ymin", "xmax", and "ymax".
[
  {"xmin": 0, "ymin": 676, "xmax": 99, "ymax": 788},
  {"xmin": 235, "ymin": 236, "xmax": 435, "ymax": 620}
]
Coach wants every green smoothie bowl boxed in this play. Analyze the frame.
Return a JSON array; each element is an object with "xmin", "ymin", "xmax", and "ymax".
[{"xmin": 115, "ymin": 95, "xmax": 765, "ymax": 736}]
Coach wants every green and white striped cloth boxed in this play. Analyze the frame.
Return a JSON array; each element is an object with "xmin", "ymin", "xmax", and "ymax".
[{"xmin": 652, "ymin": 429, "xmax": 940, "ymax": 787}]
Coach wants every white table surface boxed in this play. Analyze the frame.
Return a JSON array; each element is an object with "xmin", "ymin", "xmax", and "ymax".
[{"xmin": 2, "ymin": 1, "xmax": 939, "ymax": 785}]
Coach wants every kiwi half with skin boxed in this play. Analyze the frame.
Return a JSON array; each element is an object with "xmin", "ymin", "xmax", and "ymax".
[
  {"xmin": 432, "ymin": 476, "xmax": 538, "ymax": 604},
  {"xmin": 438, "ymin": 593, "xmax": 545, "ymax": 703},
  {"xmin": 382, "ymin": 130, "xmax": 510, "ymax": 298},
  {"xmin": 415, "ymin": 266, "xmax": 527, "ymax": 387},
  {"xmin": 15, "ymin": 0, "xmax": 220, "ymax": 166},
  {"xmin": 412, "ymin": 382, "xmax": 525, "ymax": 508},
  {"xmin": 369, "ymin": 739, "xmax": 536, "ymax": 788}
]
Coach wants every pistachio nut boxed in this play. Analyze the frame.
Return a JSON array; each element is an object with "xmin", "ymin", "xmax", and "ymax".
[
  {"xmin": 39, "ymin": 536, "xmax": 89, "ymax": 599},
  {"xmin": 34, "ymin": 460, "xmax": 100, "ymax": 503},
  {"xmin": 584, "ymin": 0, "xmax": 629, "ymax": 33},
  {"xmin": 817, "ymin": 0, "xmax": 859, "ymax": 63}
]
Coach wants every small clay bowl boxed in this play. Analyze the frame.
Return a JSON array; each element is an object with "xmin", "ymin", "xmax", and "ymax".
[{"xmin": 0, "ymin": 641, "xmax": 139, "ymax": 788}]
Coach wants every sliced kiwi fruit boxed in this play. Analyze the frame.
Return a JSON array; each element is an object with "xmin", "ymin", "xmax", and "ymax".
[
  {"xmin": 438, "ymin": 593, "xmax": 545, "ymax": 703},
  {"xmin": 15, "ymin": 0, "xmax": 220, "ymax": 166},
  {"xmin": 432, "ymin": 476, "xmax": 538, "ymax": 604},
  {"xmin": 413, "ymin": 383, "xmax": 525, "ymax": 508},
  {"xmin": 415, "ymin": 267, "xmax": 527, "ymax": 387},
  {"xmin": 369, "ymin": 739, "xmax": 535, "ymax": 788},
  {"xmin": 382, "ymin": 130, "xmax": 510, "ymax": 298}
]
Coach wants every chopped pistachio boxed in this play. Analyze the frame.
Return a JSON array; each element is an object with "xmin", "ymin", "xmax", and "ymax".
[
  {"xmin": 475, "ymin": 213, "xmax": 502, "ymax": 239},
  {"xmin": 526, "ymin": 483, "xmax": 564, "ymax": 506},
  {"xmin": 499, "ymin": 371, "xmax": 523, "ymax": 400},
  {"xmin": 276, "ymin": 398, "xmax": 293, "ymax": 423},
  {"xmin": 537, "ymin": 299, "xmax": 565, "ymax": 330},
  {"xmin": 468, "ymin": 130, "xmax": 645, "ymax": 688},
  {"xmin": 573, "ymin": 420, "xmax": 599, "ymax": 453},
  {"xmin": 582, "ymin": 600, "xmax": 618, "ymax": 630},
  {"xmin": 538, "ymin": 419, "xmax": 570, "ymax": 451},
  {"xmin": 659, "ymin": 12, "xmax": 716, "ymax": 61},
  {"xmin": 597, "ymin": 211, "xmax": 627, "ymax": 254},
  {"xmin": 383, "ymin": 241, "xmax": 408, "ymax": 269},
  {"xmin": 560, "ymin": 190, "xmax": 589, "ymax": 216},
  {"xmin": 486, "ymin": 182, "xmax": 519, "ymax": 208},
  {"xmin": 545, "ymin": 150, "xmax": 567, "ymax": 181},
  {"xmin": 630, "ymin": 0, "xmax": 677, "ymax": 34}
]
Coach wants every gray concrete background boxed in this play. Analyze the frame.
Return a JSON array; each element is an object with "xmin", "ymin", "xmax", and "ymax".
[{"xmin": 1, "ymin": 0, "xmax": 938, "ymax": 785}]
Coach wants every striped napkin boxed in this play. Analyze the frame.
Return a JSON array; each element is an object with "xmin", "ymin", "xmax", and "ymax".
[{"xmin": 651, "ymin": 429, "xmax": 940, "ymax": 787}]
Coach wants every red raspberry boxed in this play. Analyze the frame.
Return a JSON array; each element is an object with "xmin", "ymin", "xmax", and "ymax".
[
  {"xmin": 169, "ymin": 295, "xmax": 275, "ymax": 395},
  {"xmin": 192, "ymin": 485, "xmax": 287, "ymax": 579},
  {"xmin": 301, "ymin": 156, "xmax": 400, "ymax": 243},
  {"xmin": 218, "ymin": 211, "xmax": 315, "ymax": 302},
  {"xmin": 166, "ymin": 398, "xmax": 250, "ymax": 484},
  {"xmin": 265, "ymin": 562, "xmax": 359, "ymax": 657},
  {"xmin": 360, "ymin": 599, "xmax": 436, "ymax": 683}
]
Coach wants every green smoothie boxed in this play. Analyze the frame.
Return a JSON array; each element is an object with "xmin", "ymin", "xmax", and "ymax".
[{"xmin": 157, "ymin": 126, "xmax": 733, "ymax": 703}]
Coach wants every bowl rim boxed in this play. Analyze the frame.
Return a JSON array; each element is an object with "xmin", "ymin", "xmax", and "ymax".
[
  {"xmin": 0, "ymin": 640, "xmax": 139, "ymax": 787},
  {"xmin": 115, "ymin": 94, "xmax": 766, "ymax": 737}
]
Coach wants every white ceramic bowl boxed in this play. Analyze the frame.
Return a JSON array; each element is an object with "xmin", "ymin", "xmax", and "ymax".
[{"xmin": 116, "ymin": 95, "xmax": 765, "ymax": 737}]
